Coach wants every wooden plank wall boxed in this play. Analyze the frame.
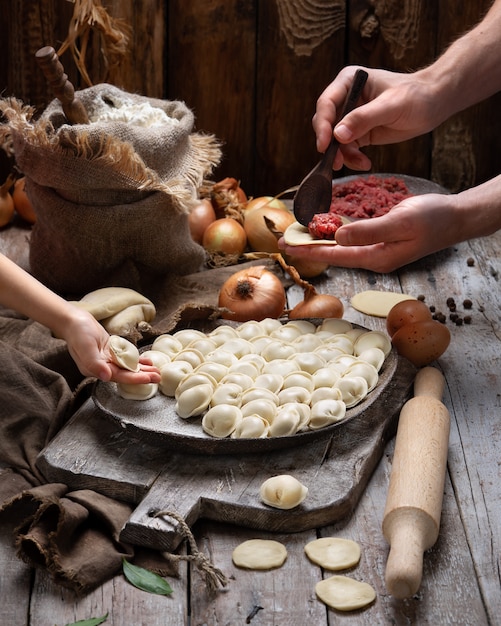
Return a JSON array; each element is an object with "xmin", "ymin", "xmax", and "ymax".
[{"xmin": 1, "ymin": 0, "xmax": 499, "ymax": 197}]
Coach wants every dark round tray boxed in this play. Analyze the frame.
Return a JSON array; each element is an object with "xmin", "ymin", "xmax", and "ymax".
[{"xmin": 93, "ymin": 322, "xmax": 400, "ymax": 455}]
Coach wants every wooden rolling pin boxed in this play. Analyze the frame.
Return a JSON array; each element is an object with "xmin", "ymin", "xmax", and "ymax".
[
  {"xmin": 35, "ymin": 46, "xmax": 89, "ymax": 125},
  {"xmin": 382, "ymin": 366, "xmax": 450, "ymax": 599}
]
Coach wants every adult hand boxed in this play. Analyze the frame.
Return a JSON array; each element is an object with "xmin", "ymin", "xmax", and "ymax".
[
  {"xmin": 312, "ymin": 65, "xmax": 440, "ymax": 170},
  {"xmin": 281, "ymin": 193, "xmax": 458, "ymax": 273}
]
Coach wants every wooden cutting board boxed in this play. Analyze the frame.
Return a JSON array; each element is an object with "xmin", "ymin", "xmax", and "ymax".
[{"xmin": 37, "ymin": 354, "xmax": 416, "ymax": 551}]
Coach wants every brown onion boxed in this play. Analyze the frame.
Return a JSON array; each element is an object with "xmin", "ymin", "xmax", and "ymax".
[
  {"xmin": 203, "ymin": 218, "xmax": 247, "ymax": 255},
  {"xmin": 211, "ymin": 177, "xmax": 247, "ymax": 217},
  {"xmin": 284, "ymin": 253, "xmax": 328, "ymax": 279},
  {"xmin": 188, "ymin": 198, "xmax": 216, "ymax": 243},
  {"xmin": 244, "ymin": 196, "xmax": 288, "ymax": 213},
  {"xmin": 244, "ymin": 206, "xmax": 295, "ymax": 253},
  {"xmin": 218, "ymin": 265, "xmax": 286, "ymax": 322},
  {"xmin": 289, "ymin": 290, "xmax": 344, "ymax": 320},
  {"xmin": 272, "ymin": 254, "xmax": 343, "ymax": 319}
]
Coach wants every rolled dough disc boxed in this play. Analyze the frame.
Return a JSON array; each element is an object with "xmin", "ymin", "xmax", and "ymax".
[
  {"xmin": 232, "ymin": 539, "xmax": 287, "ymax": 570},
  {"xmin": 304, "ymin": 537, "xmax": 361, "ymax": 570},
  {"xmin": 351, "ymin": 290, "xmax": 416, "ymax": 317},
  {"xmin": 315, "ymin": 575, "xmax": 376, "ymax": 611}
]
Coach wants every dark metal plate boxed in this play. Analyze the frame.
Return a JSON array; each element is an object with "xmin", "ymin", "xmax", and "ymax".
[{"xmin": 93, "ymin": 321, "xmax": 402, "ymax": 455}]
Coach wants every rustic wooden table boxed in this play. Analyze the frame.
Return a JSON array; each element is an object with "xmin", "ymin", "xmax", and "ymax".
[{"xmin": 1, "ymin": 220, "xmax": 500, "ymax": 625}]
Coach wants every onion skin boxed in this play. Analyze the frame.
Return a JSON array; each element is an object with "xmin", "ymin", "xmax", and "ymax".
[
  {"xmin": 218, "ymin": 265, "xmax": 286, "ymax": 322},
  {"xmin": 203, "ymin": 218, "xmax": 247, "ymax": 256},
  {"xmin": 211, "ymin": 177, "xmax": 247, "ymax": 217},
  {"xmin": 289, "ymin": 292, "xmax": 344, "ymax": 320}
]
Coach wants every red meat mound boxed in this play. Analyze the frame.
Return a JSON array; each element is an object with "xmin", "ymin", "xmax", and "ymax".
[
  {"xmin": 308, "ymin": 213, "xmax": 343, "ymax": 240},
  {"xmin": 329, "ymin": 175, "xmax": 411, "ymax": 220}
]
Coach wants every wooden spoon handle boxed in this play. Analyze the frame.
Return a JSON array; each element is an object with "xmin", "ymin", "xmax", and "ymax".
[
  {"xmin": 35, "ymin": 46, "xmax": 89, "ymax": 125},
  {"xmin": 317, "ymin": 68, "xmax": 368, "ymax": 177}
]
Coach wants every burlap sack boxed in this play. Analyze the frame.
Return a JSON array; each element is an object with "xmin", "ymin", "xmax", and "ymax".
[{"xmin": 1, "ymin": 85, "xmax": 221, "ymax": 295}]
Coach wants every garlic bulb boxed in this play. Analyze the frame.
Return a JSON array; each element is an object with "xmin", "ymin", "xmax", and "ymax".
[{"xmin": 260, "ymin": 474, "xmax": 308, "ymax": 509}]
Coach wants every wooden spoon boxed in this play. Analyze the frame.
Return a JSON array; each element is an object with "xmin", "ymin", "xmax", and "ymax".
[{"xmin": 293, "ymin": 69, "xmax": 368, "ymax": 226}]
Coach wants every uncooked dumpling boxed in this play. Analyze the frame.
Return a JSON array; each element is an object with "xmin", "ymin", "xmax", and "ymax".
[
  {"xmin": 260, "ymin": 474, "xmax": 308, "ymax": 509},
  {"xmin": 315, "ymin": 575, "xmax": 376, "ymax": 611},
  {"xmin": 304, "ymin": 537, "xmax": 361, "ymax": 570},
  {"xmin": 232, "ymin": 539, "xmax": 287, "ymax": 570},
  {"xmin": 108, "ymin": 335, "xmax": 140, "ymax": 372},
  {"xmin": 116, "ymin": 382, "xmax": 158, "ymax": 401}
]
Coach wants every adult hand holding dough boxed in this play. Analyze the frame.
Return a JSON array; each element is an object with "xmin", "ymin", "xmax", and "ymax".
[{"xmin": 382, "ymin": 367, "xmax": 450, "ymax": 599}]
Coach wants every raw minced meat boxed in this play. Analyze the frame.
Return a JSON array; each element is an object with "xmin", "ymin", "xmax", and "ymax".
[
  {"xmin": 308, "ymin": 213, "xmax": 343, "ymax": 240},
  {"xmin": 329, "ymin": 175, "xmax": 412, "ymax": 220}
]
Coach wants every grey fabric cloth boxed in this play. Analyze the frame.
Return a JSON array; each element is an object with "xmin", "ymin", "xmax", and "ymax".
[{"xmin": 0, "ymin": 310, "xmax": 178, "ymax": 592}]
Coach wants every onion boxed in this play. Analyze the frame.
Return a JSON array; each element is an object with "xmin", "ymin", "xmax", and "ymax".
[
  {"xmin": 244, "ymin": 206, "xmax": 295, "ymax": 253},
  {"xmin": 284, "ymin": 253, "xmax": 328, "ymax": 279},
  {"xmin": 244, "ymin": 196, "xmax": 288, "ymax": 213},
  {"xmin": 289, "ymin": 290, "xmax": 344, "ymax": 320},
  {"xmin": 273, "ymin": 254, "xmax": 343, "ymax": 319},
  {"xmin": 12, "ymin": 177, "xmax": 36, "ymax": 224},
  {"xmin": 203, "ymin": 218, "xmax": 247, "ymax": 256},
  {"xmin": 188, "ymin": 198, "xmax": 216, "ymax": 243},
  {"xmin": 218, "ymin": 265, "xmax": 286, "ymax": 322},
  {"xmin": 212, "ymin": 177, "xmax": 247, "ymax": 217},
  {"xmin": 0, "ymin": 175, "xmax": 15, "ymax": 228}
]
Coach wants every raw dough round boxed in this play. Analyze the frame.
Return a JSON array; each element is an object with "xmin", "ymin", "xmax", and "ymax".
[
  {"xmin": 351, "ymin": 290, "xmax": 416, "ymax": 317},
  {"xmin": 315, "ymin": 575, "xmax": 376, "ymax": 611},
  {"xmin": 304, "ymin": 537, "xmax": 361, "ymax": 570},
  {"xmin": 232, "ymin": 539, "xmax": 287, "ymax": 570}
]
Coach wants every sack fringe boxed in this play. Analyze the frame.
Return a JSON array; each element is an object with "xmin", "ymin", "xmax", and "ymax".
[{"xmin": 0, "ymin": 97, "xmax": 222, "ymax": 214}]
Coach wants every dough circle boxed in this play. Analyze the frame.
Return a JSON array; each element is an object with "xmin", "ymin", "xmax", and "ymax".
[
  {"xmin": 350, "ymin": 290, "xmax": 416, "ymax": 317},
  {"xmin": 315, "ymin": 575, "xmax": 376, "ymax": 611},
  {"xmin": 304, "ymin": 537, "xmax": 361, "ymax": 570},
  {"xmin": 232, "ymin": 539, "xmax": 287, "ymax": 570}
]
